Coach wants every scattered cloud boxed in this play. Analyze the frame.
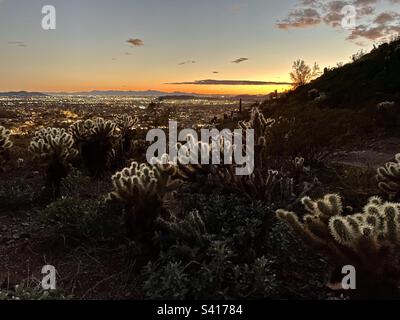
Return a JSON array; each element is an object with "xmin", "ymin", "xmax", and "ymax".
[
  {"xmin": 213, "ymin": 71, "xmax": 219, "ymax": 74},
  {"xmin": 178, "ymin": 60, "xmax": 196, "ymax": 66},
  {"xmin": 276, "ymin": 0, "xmax": 400, "ymax": 43},
  {"xmin": 126, "ymin": 38, "xmax": 144, "ymax": 47},
  {"xmin": 166, "ymin": 79, "xmax": 292, "ymax": 85},
  {"xmin": 232, "ymin": 57, "xmax": 249, "ymax": 64}
]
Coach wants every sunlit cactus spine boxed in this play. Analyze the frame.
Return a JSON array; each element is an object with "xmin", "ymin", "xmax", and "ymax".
[
  {"xmin": 107, "ymin": 160, "xmax": 182, "ymax": 239},
  {"xmin": 0, "ymin": 125, "xmax": 13, "ymax": 167},
  {"xmin": 276, "ymin": 194, "xmax": 400, "ymax": 298},
  {"xmin": 70, "ymin": 117, "xmax": 120, "ymax": 177},
  {"xmin": 376, "ymin": 153, "xmax": 400, "ymax": 198},
  {"xmin": 29, "ymin": 127, "xmax": 78, "ymax": 197}
]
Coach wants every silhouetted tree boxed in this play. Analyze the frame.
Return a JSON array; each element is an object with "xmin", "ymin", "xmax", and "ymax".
[{"xmin": 290, "ymin": 60, "xmax": 320, "ymax": 89}]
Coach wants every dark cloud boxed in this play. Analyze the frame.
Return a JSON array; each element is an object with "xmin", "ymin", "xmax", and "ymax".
[
  {"xmin": 8, "ymin": 41, "xmax": 27, "ymax": 47},
  {"xmin": 178, "ymin": 60, "xmax": 196, "ymax": 65},
  {"xmin": 277, "ymin": 0, "xmax": 400, "ymax": 43},
  {"xmin": 213, "ymin": 71, "xmax": 219, "ymax": 74},
  {"xmin": 126, "ymin": 38, "xmax": 144, "ymax": 47},
  {"xmin": 166, "ymin": 79, "xmax": 292, "ymax": 85},
  {"xmin": 232, "ymin": 57, "xmax": 249, "ymax": 64}
]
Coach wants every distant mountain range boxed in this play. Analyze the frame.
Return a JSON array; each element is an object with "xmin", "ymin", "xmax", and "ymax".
[
  {"xmin": 0, "ymin": 91, "xmax": 48, "ymax": 97},
  {"xmin": 0, "ymin": 90, "xmax": 269, "ymax": 101}
]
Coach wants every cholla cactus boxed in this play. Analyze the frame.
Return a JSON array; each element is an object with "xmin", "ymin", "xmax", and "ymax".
[
  {"xmin": 70, "ymin": 118, "xmax": 120, "ymax": 176},
  {"xmin": 239, "ymin": 107, "xmax": 275, "ymax": 144},
  {"xmin": 239, "ymin": 108, "xmax": 275, "ymax": 169},
  {"xmin": 29, "ymin": 127, "xmax": 78, "ymax": 197},
  {"xmin": 376, "ymin": 153, "xmax": 400, "ymax": 198},
  {"xmin": 0, "ymin": 125, "xmax": 13, "ymax": 165},
  {"xmin": 277, "ymin": 194, "xmax": 400, "ymax": 298},
  {"xmin": 70, "ymin": 117, "xmax": 119, "ymax": 142},
  {"xmin": 215, "ymin": 167, "xmax": 295, "ymax": 205},
  {"xmin": 29, "ymin": 127, "xmax": 77, "ymax": 162},
  {"xmin": 175, "ymin": 135, "xmax": 232, "ymax": 183},
  {"xmin": 108, "ymin": 161, "xmax": 182, "ymax": 238},
  {"xmin": 115, "ymin": 115, "xmax": 139, "ymax": 155},
  {"xmin": 115, "ymin": 115, "xmax": 138, "ymax": 134}
]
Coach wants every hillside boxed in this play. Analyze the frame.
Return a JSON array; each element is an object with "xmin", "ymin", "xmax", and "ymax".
[{"xmin": 291, "ymin": 39, "xmax": 400, "ymax": 108}]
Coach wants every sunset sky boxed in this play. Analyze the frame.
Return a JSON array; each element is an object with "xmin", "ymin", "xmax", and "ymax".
[{"xmin": 0, "ymin": 0, "xmax": 399, "ymax": 95}]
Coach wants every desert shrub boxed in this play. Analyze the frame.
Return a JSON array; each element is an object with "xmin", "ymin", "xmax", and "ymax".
[
  {"xmin": 40, "ymin": 197, "xmax": 124, "ymax": 240},
  {"xmin": 29, "ymin": 127, "xmax": 78, "ymax": 198},
  {"xmin": 175, "ymin": 193, "xmax": 272, "ymax": 255},
  {"xmin": 107, "ymin": 161, "xmax": 182, "ymax": 240},
  {"xmin": 376, "ymin": 101, "xmax": 398, "ymax": 128},
  {"xmin": 70, "ymin": 118, "xmax": 120, "ymax": 177},
  {"xmin": 0, "ymin": 179, "xmax": 36, "ymax": 211},
  {"xmin": 277, "ymin": 194, "xmax": 400, "ymax": 299},
  {"xmin": 59, "ymin": 168, "xmax": 93, "ymax": 198},
  {"xmin": 0, "ymin": 285, "xmax": 69, "ymax": 300},
  {"xmin": 376, "ymin": 153, "xmax": 400, "ymax": 199},
  {"xmin": 140, "ymin": 194, "xmax": 294, "ymax": 299},
  {"xmin": 141, "ymin": 243, "xmax": 277, "ymax": 300},
  {"xmin": 0, "ymin": 125, "xmax": 13, "ymax": 167}
]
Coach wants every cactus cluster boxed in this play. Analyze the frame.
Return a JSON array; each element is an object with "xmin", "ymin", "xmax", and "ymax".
[
  {"xmin": 70, "ymin": 118, "xmax": 119, "ymax": 176},
  {"xmin": 0, "ymin": 125, "xmax": 13, "ymax": 165},
  {"xmin": 108, "ymin": 161, "xmax": 182, "ymax": 238},
  {"xmin": 175, "ymin": 134, "xmax": 233, "ymax": 182},
  {"xmin": 277, "ymin": 194, "xmax": 400, "ymax": 297},
  {"xmin": 29, "ymin": 127, "xmax": 78, "ymax": 162},
  {"xmin": 70, "ymin": 118, "xmax": 119, "ymax": 142},
  {"xmin": 29, "ymin": 127, "xmax": 78, "ymax": 197},
  {"xmin": 108, "ymin": 161, "xmax": 181, "ymax": 205},
  {"xmin": 376, "ymin": 153, "xmax": 400, "ymax": 197},
  {"xmin": 215, "ymin": 167, "xmax": 295, "ymax": 204}
]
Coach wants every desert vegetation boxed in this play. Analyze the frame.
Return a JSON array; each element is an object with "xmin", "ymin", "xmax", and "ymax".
[{"xmin": 0, "ymin": 38, "xmax": 400, "ymax": 300}]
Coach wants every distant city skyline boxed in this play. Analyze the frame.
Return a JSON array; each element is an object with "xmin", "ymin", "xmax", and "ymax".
[{"xmin": 0, "ymin": 0, "xmax": 399, "ymax": 94}]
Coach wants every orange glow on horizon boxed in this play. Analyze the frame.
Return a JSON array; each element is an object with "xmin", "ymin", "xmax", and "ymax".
[{"xmin": 10, "ymin": 84, "xmax": 293, "ymax": 96}]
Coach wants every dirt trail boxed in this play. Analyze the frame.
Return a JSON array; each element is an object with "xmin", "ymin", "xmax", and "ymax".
[{"xmin": 330, "ymin": 136, "xmax": 400, "ymax": 168}]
